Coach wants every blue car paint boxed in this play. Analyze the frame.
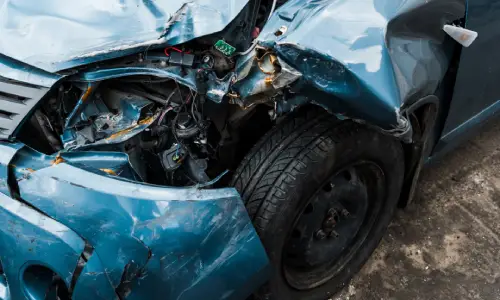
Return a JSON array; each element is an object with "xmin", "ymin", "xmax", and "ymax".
[
  {"xmin": 12, "ymin": 148, "xmax": 141, "ymax": 181},
  {"xmin": 0, "ymin": 142, "xmax": 88, "ymax": 299},
  {"xmin": 0, "ymin": 0, "xmax": 249, "ymax": 73},
  {"xmin": 0, "ymin": 178, "xmax": 86, "ymax": 300},
  {"xmin": 431, "ymin": 100, "xmax": 500, "ymax": 162},
  {"xmin": 0, "ymin": 55, "xmax": 60, "ymax": 88},
  {"xmin": 5, "ymin": 145, "xmax": 269, "ymax": 299},
  {"xmin": 431, "ymin": 0, "xmax": 500, "ymax": 159},
  {"xmin": 71, "ymin": 250, "xmax": 117, "ymax": 300},
  {"xmin": 0, "ymin": 191, "xmax": 85, "ymax": 300}
]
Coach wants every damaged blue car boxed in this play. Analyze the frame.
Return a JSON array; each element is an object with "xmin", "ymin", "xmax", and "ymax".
[{"xmin": 0, "ymin": 0, "xmax": 492, "ymax": 298}]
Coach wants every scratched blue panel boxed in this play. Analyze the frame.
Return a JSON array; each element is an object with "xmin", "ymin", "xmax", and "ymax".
[
  {"xmin": 0, "ymin": 192, "xmax": 85, "ymax": 299},
  {"xmin": 12, "ymin": 147, "xmax": 269, "ymax": 299},
  {"xmin": 72, "ymin": 252, "xmax": 117, "ymax": 300}
]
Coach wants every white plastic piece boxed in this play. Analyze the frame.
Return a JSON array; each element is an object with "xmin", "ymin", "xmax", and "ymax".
[{"xmin": 443, "ymin": 24, "xmax": 478, "ymax": 47}]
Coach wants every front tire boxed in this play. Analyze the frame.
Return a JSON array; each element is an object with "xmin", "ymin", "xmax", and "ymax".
[{"xmin": 232, "ymin": 109, "xmax": 404, "ymax": 299}]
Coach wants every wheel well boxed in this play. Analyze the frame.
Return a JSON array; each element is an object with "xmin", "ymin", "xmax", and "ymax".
[
  {"xmin": 398, "ymin": 99, "xmax": 439, "ymax": 207},
  {"xmin": 262, "ymin": 100, "xmax": 439, "ymax": 208}
]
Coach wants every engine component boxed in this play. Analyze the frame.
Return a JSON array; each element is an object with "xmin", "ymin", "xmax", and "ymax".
[
  {"xmin": 161, "ymin": 144, "xmax": 186, "ymax": 172},
  {"xmin": 205, "ymin": 50, "xmax": 235, "ymax": 76},
  {"xmin": 186, "ymin": 157, "xmax": 210, "ymax": 183},
  {"xmin": 169, "ymin": 51, "xmax": 195, "ymax": 67},
  {"xmin": 175, "ymin": 112, "xmax": 201, "ymax": 139},
  {"xmin": 201, "ymin": 55, "xmax": 215, "ymax": 69},
  {"xmin": 61, "ymin": 91, "xmax": 156, "ymax": 150}
]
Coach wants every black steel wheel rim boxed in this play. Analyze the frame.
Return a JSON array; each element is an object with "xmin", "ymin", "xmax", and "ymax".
[{"xmin": 282, "ymin": 161, "xmax": 386, "ymax": 290}]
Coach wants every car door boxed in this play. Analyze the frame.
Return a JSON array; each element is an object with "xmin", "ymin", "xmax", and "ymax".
[{"xmin": 434, "ymin": 0, "xmax": 500, "ymax": 154}]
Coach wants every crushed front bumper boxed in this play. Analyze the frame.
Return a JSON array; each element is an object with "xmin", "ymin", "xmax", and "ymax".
[{"xmin": 0, "ymin": 143, "xmax": 269, "ymax": 299}]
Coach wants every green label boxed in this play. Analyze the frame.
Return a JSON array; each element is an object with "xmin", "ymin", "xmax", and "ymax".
[{"xmin": 214, "ymin": 40, "xmax": 236, "ymax": 56}]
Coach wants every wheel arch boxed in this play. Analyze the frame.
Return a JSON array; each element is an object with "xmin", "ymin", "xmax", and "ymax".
[{"xmin": 271, "ymin": 95, "xmax": 440, "ymax": 208}]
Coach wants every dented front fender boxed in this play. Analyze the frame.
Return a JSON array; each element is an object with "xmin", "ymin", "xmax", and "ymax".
[{"xmin": 244, "ymin": 0, "xmax": 466, "ymax": 134}]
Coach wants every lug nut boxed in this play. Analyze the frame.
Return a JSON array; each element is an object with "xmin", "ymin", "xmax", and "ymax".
[
  {"xmin": 341, "ymin": 209, "xmax": 350, "ymax": 217},
  {"xmin": 329, "ymin": 230, "xmax": 339, "ymax": 239},
  {"xmin": 324, "ymin": 216, "xmax": 336, "ymax": 227},
  {"xmin": 315, "ymin": 230, "xmax": 326, "ymax": 240},
  {"xmin": 328, "ymin": 208, "xmax": 340, "ymax": 216}
]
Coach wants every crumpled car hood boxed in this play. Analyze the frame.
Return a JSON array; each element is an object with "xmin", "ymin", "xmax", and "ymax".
[{"xmin": 0, "ymin": 0, "xmax": 249, "ymax": 72}]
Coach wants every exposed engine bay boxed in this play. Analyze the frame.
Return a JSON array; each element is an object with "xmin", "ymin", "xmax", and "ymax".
[
  {"xmin": 29, "ymin": 77, "xmax": 276, "ymax": 186},
  {"xmin": 19, "ymin": 0, "xmax": 288, "ymax": 186}
]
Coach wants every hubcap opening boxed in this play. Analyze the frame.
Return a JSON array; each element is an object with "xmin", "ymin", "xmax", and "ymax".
[{"xmin": 282, "ymin": 161, "xmax": 386, "ymax": 290}]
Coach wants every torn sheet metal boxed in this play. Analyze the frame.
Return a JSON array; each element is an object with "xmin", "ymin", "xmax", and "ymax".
[
  {"xmin": 0, "ymin": 0, "xmax": 249, "ymax": 72},
  {"xmin": 232, "ymin": 51, "xmax": 302, "ymax": 105},
  {"xmin": 9, "ymin": 145, "xmax": 269, "ymax": 299},
  {"xmin": 78, "ymin": 63, "xmax": 235, "ymax": 104},
  {"xmin": 61, "ymin": 88, "xmax": 159, "ymax": 150},
  {"xmin": 0, "ymin": 142, "xmax": 23, "ymax": 196},
  {"xmin": 13, "ymin": 147, "xmax": 141, "ymax": 181},
  {"xmin": 64, "ymin": 82, "xmax": 100, "ymax": 128},
  {"xmin": 243, "ymin": 0, "xmax": 465, "ymax": 131},
  {"xmin": 71, "ymin": 250, "xmax": 117, "ymax": 300}
]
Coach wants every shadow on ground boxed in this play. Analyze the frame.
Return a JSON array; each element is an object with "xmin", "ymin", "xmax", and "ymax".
[{"xmin": 335, "ymin": 119, "xmax": 500, "ymax": 300}]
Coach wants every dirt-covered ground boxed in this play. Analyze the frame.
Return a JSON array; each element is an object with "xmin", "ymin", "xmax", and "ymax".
[{"xmin": 335, "ymin": 119, "xmax": 500, "ymax": 300}]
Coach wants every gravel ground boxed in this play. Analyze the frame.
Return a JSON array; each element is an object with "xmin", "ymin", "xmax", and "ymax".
[{"xmin": 335, "ymin": 119, "xmax": 500, "ymax": 300}]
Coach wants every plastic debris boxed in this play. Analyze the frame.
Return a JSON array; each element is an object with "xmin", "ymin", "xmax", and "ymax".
[{"xmin": 443, "ymin": 25, "xmax": 478, "ymax": 47}]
